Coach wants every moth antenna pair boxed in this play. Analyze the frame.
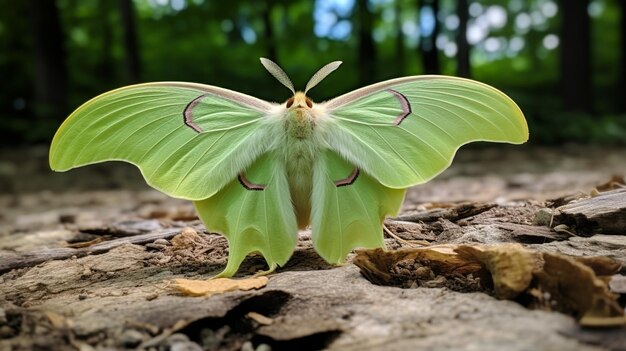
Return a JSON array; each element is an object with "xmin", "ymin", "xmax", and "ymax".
[{"xmin": 260, "ymin": 58, "xmax": 342, "ymax": 95}]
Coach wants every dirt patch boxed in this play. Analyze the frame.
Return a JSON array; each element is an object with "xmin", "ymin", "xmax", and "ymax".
[{"xmin": 1, "ymin": 146, "xmax": 625, "ymax": 350}]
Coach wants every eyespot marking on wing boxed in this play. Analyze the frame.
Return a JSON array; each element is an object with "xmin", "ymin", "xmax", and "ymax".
[
  {"xmin": 387, "ymin": 89, "xmax": 412, "ymax": 126},
  {"xmin": 238, "ymin": 174, "xmax": 266, "ymax": 191},
  {"xmin": 334, "ymin": 168, "xmax": 359, "ymax": 187},
  {"xmin": 183, "ymin": 94, "xmax": 207, "ymax": 133}
]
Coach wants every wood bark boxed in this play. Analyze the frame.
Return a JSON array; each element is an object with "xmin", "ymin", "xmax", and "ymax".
[
  {"xmin": 0, "ymin": 229, "xmax": 180, "ymax": 274},
  {"xmin": 554, "ymin": 188, "xmax": 626, "ymax": 235},
  {"xmin": 394, "ymin": 202, "xmax": 496, "ymax": 222}
]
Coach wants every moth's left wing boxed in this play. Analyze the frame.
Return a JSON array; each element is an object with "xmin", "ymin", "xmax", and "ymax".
[
  {"xmin": 195, "ymin": 152, "xmax": 298, "ymax": 277},
  {"xmin": 321, "ymin": 76, "xmax": 528, "ymax": 189},
  {"xmin": 311, "ymin": 149, "xmax": 405, "ymax": 263},
  {"xmin": 50, "ymin": 82, "xmax": 277, "ymax": 201}
]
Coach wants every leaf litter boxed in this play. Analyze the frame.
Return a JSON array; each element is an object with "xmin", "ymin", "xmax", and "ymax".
[{"xmin": 353, "ymin": 243, "xmax": 625, "ymax": 327}]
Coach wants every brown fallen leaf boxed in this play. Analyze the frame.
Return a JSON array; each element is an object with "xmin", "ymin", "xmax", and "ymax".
[
  {"xmin": 455, "ymin": 244, "xmax": 536, "ymax": 299},
  {"xmin": 172, "ymin": 276, "xmax": 268, "ymax": 297},
  {"xmin": 574, "ymin": 256, "xmax": 623, "ymax": 277},
  {"xmin": 535, "ymin": 253, "xmax": 625, "ymax": 327},
  {"xmin": 354, "ymin": 244, "xmax": 624, "ymax": 327},
  {"xmin": 353, "ymin": 245, "xmax": 479, "ymax": 287}
]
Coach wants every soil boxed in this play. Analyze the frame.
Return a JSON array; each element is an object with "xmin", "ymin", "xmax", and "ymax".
[{"xmin": 0, "ymin": 144, "xmax": 625, "ymax": 351}]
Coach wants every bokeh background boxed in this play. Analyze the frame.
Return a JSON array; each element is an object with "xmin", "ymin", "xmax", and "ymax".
[{"xmin": 1, "ymin": 0, "xmax": 625, "ymax": 146}]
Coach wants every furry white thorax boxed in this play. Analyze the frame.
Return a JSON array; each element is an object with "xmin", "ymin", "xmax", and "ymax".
[
  {"xmin": 265, "ymin": 93, "xmax": 334, "ymax": 228},
  {"xmin": 260, "ymin": 56, "xmax": 344, "ymax": 228}
]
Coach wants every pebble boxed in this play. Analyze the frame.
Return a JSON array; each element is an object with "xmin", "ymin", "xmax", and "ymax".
[
  {"xmin": 145, "ymin": 243, "xmax": 167, "ymax": 251},
  {"xmin": 167, "ymin": 333, "xmax": 190, "ymax": 343},
  {"xmin": 145, "ymin": 293, "xmax": 159, "ymax": 301},
  {"xmin": 153, "ymin": 238, "xmax": 171, "ymax": 246},
  {"xmin": 169, "ymin": 341, "xmax": 203, "ymax": 351},
  {"xmin": 609, "ymin": 275, "xmax": 626, "ymax": 294},
  {"xmin": 0, "ymin": 326, "xmax": 14, "ymax": 338},
  {"xmin": 120, "ymin": 329, "xmax": 145, "ymax": 348},
  {"xmin": 59, "ymin": 214, "xmax": 76, "ymax": 223}
]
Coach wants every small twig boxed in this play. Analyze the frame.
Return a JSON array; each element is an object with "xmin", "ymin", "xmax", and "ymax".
[{"xmin": 383, "ymin": 225, "xmax": 430, "ymax": 247}]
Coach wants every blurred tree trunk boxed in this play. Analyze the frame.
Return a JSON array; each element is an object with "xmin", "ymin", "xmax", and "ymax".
[
  {"xmin": 119, "ymin": 0, "xmax": 141, "ymax": 83},
  {"xmin": 31, "ymin": 0, "xmax": 67, "ymax": 120},
  {"xmin": 262, "ymin": 2, "xmax": 277, "ymax": 63},
  {"xmin": 456, "ymin": 0, "xmax": 470, "ymax": 78},
  {"xmin": 560, "ymin": 0, "xmax": 592, "ymax": 112},
  {"xmin": 356, "ymin": 0, "xmax": 376, "ymax": 85},
  {"xmin": 394, "ymin": 1, "xmax": 405, "ymax": 77},
  {"xmin": 617, "ymin": 0, "xmax": 626, "ymax": 113},
  {"xmin": 418, "ymin": 0, "xmax": 440, "ymax": 74},
  {"xmin": 98, "ymin": 0, "xmax": 114, "ymax": 87}
]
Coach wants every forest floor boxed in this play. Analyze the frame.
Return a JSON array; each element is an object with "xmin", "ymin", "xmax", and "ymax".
[{"xmin": 0, "ymin": 144, "xmax": 625, "ymax": 351}]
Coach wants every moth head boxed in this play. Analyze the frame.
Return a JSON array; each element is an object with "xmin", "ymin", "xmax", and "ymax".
[
  {"xmin": 260, "ymin": 57, "xmax": 342, "ymax": 97},
  {"xmin": 286, "ymin": 92, "xmax": 313, "ymax": 110}
]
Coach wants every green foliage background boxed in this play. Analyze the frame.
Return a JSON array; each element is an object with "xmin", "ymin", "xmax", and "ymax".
[{"xmin": 0, "ymin": 0, "xmax": 624, "ymax": 145}]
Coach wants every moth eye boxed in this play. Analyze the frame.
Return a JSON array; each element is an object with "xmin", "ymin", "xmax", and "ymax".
[
  {"xmin": 305, "ymin": 98, "xmax": 313, "ymax": 108},
  {"xmin": 286, "ymin": 97, "xmax": 294, "ymax": 108}
]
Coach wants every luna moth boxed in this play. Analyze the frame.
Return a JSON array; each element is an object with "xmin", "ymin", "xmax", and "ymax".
[{"xmin": 49, "ymin": 58, "xmax": 528, "ymax": 277}]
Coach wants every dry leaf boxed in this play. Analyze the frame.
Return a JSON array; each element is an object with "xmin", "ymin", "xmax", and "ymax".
[
  {"xmin": 534, "ymin": 253, "xmax": 624, "ymax": 327},
  {"xmin": 172, "ymin": 276, "xmax": 268, "ymax": 297},
  {"xmin": 353, "ymin": 245, "xmax": 479, "ymax": 287},
  {"xmin": 354, "ymin": 244, "xmax": 624, "ymax": 327},
  {"xmin": 455, "ymin": 244, "xmax": 536, "ymax": 299}
]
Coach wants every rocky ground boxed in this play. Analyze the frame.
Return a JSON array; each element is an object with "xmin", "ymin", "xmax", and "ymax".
[{"xmin": 0, "ymin": 144, "xmax": 624, "ymax": 351}]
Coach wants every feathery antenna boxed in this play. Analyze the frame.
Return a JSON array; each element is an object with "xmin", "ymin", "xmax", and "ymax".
[
  {"xmin": 305, "ymin": 61, "xmax": 342, "ymax": 94},
  {"xmin": 260, "ymin": 58, "xmax": 295, "ymax": 94}
]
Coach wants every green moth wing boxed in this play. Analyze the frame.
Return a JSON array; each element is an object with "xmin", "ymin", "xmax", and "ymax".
[
  {"xmin": 322, "ymin": 76, "xmax": 529, "ymax": 189},
  {"xmin": 311, "ymin": 149, "xmax": 405, "ymax": 263},
  {"xmin": 49, "ymin": 82, "xmax": 274, "ymax": 200},
  {"xmin": 194, "ymin": 152, "xmax": 298, "ymax": 277}
]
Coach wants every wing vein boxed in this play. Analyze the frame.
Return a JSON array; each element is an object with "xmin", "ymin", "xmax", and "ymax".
[
  {"xmin": 333, "ymin": 125, "xmax": 395, "ymax": 171},
  {"xmin": 368, "ymin": 126, "xmax": 424, "ymax": 179},
  {"xmin": 411, "ymin": 93, "xmax": 508, "ymax": 136}
]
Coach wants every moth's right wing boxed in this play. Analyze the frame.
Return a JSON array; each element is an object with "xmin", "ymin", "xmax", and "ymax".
[{"xmin": 321, "ymin": 76, "xmax": 528, "ymax": 189}]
